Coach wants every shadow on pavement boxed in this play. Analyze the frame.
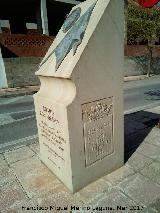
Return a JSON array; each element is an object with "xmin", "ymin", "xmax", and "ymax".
[{"xmin": 124, "ymin": 110, "xmax": 160, "ymax": 163}]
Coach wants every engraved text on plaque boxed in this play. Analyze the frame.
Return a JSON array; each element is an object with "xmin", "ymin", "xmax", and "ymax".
[{"xmin": 82, "ymin": 98, "xmax": 114, "ymax": 167}]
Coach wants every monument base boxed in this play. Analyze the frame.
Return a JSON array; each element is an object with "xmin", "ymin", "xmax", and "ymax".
[{"xmin": 34, "ymin": 76, "xmax": 124, "ymax": 193}]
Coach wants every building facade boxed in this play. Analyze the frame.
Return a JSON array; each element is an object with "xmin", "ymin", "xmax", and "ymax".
[{"xmin": 0, "ymin": 0, "xmax": 83, "ymax": 88}]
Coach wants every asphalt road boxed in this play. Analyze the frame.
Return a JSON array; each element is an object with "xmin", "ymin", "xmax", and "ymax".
[
  {"xmin": 0, "ymin": 77, "xmax": 160, "ymax": 151},
  {"xmin": 0, "ymin": 96, "xmax": 37, "ymax": 151},
  {"xmin": 124, "ymin": 77, "xmax": 160, "ymax": 114}
]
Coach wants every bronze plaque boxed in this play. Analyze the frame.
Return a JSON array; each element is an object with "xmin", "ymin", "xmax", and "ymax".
[{"xmin": 82, "ymin": 98, "xmax": 114, "ymax": 167}]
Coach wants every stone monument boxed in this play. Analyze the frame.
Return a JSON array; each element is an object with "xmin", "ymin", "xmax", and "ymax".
[{"xmin": 34, "ymin": 0, "xmax": 124, "ymax": 193}]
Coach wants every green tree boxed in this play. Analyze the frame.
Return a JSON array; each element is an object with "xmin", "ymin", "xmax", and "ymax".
[{"xmin": 127, "ymin": 3, "xmax": 160, "ymax": 77}]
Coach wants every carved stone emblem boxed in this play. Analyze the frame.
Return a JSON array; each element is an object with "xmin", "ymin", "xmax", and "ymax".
[
  {"xmin": 40, "ymin": 2, "xmax": 97, "ymax": 71},
  {"xmin": 62, "ymin": 7, "xmax": 81, "ymax": 33},
  {"xmin": 82, "ymin": 98, "xmax": 114, "ymax": 167}
]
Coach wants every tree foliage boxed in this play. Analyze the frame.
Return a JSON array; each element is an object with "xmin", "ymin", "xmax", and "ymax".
[
  {"xmin": 127, "ymin": 4, "xmax": 160, "ymax": 45},
  {"xmin": 127, "ymin": 3, "xmax": 160, "ymax": 76}
]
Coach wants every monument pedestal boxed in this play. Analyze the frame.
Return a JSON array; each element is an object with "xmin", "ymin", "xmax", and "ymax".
[{"xmin": 34, "ymin": 0, "xmax": 124, "ymax": 192}]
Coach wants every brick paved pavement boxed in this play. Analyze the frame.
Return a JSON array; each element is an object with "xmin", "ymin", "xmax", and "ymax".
[{"xmin": 1, "ymin": 107, "xmax": 160, "ymax": 213}]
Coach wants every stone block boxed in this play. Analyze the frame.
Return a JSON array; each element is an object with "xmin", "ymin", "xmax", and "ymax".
[
  {"xmin": 140, "ymin": 162, "xmax": 160, "ymax": 185},
  {"xmin": 0, "ymin": 154, "xmax": 8, "ymax": 167},
  {"xmin": 4, "ymin": 146, "xmax": 35, "ymax": 164},
  {"xmin": 34, "ymin": 0, "xmax": 124, "ymax": 192},
  {"xmin": 88, "ymin": 188, "xmax": 138, "ymax": 212},
  {"xmin": 0, "ymin": 153, "xmax": 3, "ymax": 160},
  {"xmin": 140, "ymin": 208, "xmax": 158, "ymax": 213},
  {"xmin": 118, "ymin": 174, "xmax": 160, "ymax": 206},
  {"xmin": 3, "ymin": 200, "xmax": 36, "ymax": 213},
  {"xmin": 76, "ymin": 178, "xmax": 111, "ymax": 203},
  {"xmin": 103, "ymin": 165, "xmax": 135, "ymax": 185},
  {"xmin": 11, "ymin": 156, "xmax": 61, "ymax": 198},
  {"xmin": 0, "ymin": 154, "xmax": 17, "ymax": 187},
  {"xmin": 145, "ymin": 106, "xmax": 160, "ymax": 114},
  {"xmin": 126, "ymin": 152, "xmax": 153, "ymax": 171},
  {"xmin": 144, "ymin": 133, "xmax": 160, "ymax": 147},
  {"xmin": 32, "ymin": 185, "xmax": 83, "ymax": 213},
  {"xmin": 149, "ymin": 197, "xmax": 160, "ymax": 212},
  {"xmin": 0, "ymin": 165, "xmax": 16, "ymax": 187},
  {"xmin": 28, "ymin": 142, "xmax": 40, "ymax": 155},
  {"xmin": 136, "ymin": 143, "xmax": 160, "ymax": 160},
  {"xmin": 144, "ymin": 127, "xmax": 160, "ymax": 140},
  {"xmin": 0, "ymin": 180, "xmax": 27, "ymax": 212}
]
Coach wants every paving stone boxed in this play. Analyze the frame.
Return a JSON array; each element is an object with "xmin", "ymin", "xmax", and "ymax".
[
  {"xmin": 0, "ymin": 180, "xmax": 27, "ymax": 212},
  {"xmin": 103, "ymin": 165, "xmax": 135, "ymax": 185},
  {"xmin": 126, "ymin": 152, "xmax": 153, "ymax": 171},
  {"xmin": 2, "ymin": 200, "xmax": 36, "ymax": 213},
  {"xmin": 140, "ymin": 208, "xmax": 158, "ymax": 213},
  {"xmin": 0, "ymin": 154, "xmax": 16, "ymax": 186},
  {"xmin": 118, "ymin": 174, "xmax": 160, "ymax": 206},
  {"xmin": 136, "ymin": 143, "xmax": 160, "ymax": 160},
  {"xmin": 76, "ymin": 178, "xmax": 111, "ymax": 203},
  {"xmin": 0, "ymin": 153, "xmax": 8, "ymax": 168},
  {"xmin": 145, "ymin": 106, "xmax": 160, "ymax": 114},
  {"xmin": 144, "ymin": 127, "xmax": 160, "ymax": 141},
  {"xmin": 145, "ymin": 134, "xmax": 160, "ymax": 147},
  {"xmin": 28, "ymin": 142, "xmax": 39, "ymax": 155},
  {"xmin": 88, "ymin": 188, "xmax": 139, "ymax": 213},
  {"xmin": 156, "ymin": 157, "xmax": 160, "ymax": 162},
  {"xmin": 0, "ymin": 153, "xmax": 4, "ymax": 161},
  {"xmin": 0, "ymin": 166, "xmax": 16, "ymax": 187},
  {"xmin": 4, "ymin": 146, "xmax": 35, "ymax": 164},
  {"xmin": 11, "ymin": 156, "xmax": 61, "ymax": 198},
  {"xmin": 140, "ymin": 162, "xmax": 160, "ymax": 185},
  {"xmin": 32, "ymin": 184, "xmax": 83, "ymax": 213},
  {"xmin": 149, "ymin": 197, "xmax": 160, "ymax": 212}
]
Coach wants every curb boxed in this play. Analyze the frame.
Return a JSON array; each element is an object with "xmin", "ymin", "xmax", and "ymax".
[
  {"xmin": 0, "ymin": 75, "xmax": 160, "ymax": 98},
  {"xmin": 0, "ymin": 86, "xmax": 40, "ymax": 98},
  {"xmin": 0, "ymin": 135, "xmax": 38, "ymax": 153},
  {"xmin": 124, "ymin": 74, "xmax": 160, "ymax": 82},
  {"xmin": 124, "ymin": 75, "xmax": 148, "ymax": 82}
]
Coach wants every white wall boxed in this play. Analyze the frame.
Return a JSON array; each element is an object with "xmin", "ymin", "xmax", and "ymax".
[
  {"xmin": 26, "ymin": 23, "xmax": 38, "ymax": 30},
  {"xmin": 0, "ymin": 20, "xmax": 10, "ymax": 32},
  {"xmin": 41, "ymin": 0, "xmax": 49, "ymax": 35},
  {"xmin": 0, "ymin": 48, "xmax": 8, "ymax": 88}
]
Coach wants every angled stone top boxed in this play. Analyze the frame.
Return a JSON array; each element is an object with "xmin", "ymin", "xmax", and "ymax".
[{"xmin": 36, "ymin": 0, "xmax": 111, "ymax": 78}]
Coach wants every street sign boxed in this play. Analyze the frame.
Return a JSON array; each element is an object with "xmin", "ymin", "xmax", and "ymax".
[{"xmin": 138, "ymin": 0, "xmax": 160, "ymax": 8}]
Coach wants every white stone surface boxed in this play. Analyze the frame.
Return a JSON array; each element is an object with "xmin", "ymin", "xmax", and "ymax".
[
  {"xmin": 26, "ymin": 23, "xmax": 38, "ymax": 30},
  {"xmin": 0, "ymin": 48, "xmax": 8, "ymax": 89},
  {"xmin": 40, "ymin": 0, "xmax": 49, "ymax": 35},
  {"xmin": 34, "ymin": 0, "xmax": 124, "ymax": 192},
  {"xmin": 0, "ymin": 20, "xmax": 10, "ymax": 31}
]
